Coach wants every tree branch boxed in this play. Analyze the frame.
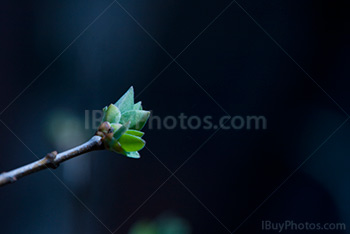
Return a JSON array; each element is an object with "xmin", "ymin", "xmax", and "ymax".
[{"xmin": 0, "ymin": 136, "xmax": 104, "ymax": 187}]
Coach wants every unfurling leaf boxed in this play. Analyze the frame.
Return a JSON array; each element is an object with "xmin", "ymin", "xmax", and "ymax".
[
  {"xmin": 102, "ymin": 104, "xmax": 121, "ymax": 124},
  {"xmin": 118, "ymin": 134, "xmax": 145, "ymax": 152},
  {"xmin": 120, "ymin": 110, "xmax": 150, "ymax": 130}
]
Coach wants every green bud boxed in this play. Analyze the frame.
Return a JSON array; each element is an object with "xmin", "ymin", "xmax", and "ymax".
[{"xmin": 100, "ymin": 86, "xmax": 150, "ymax": 159}]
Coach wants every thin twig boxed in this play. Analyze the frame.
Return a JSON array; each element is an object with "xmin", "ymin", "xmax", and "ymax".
[{"xmin": 0, "ymin": 136, "xmax": 103, "ymax": 187}]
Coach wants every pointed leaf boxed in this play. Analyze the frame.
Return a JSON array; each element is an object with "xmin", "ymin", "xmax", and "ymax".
[
  {"xmin": 115, "ymin": 86, "xmax": 134, "ymax": 113},
  {"xmin": 125, "ymin": 151, "xmax": 140, "ymax": 159},
  {"xmin": 120, "ymin": 110, "xmax": 150, "ymax": 130},
  {"xmin": 126, "ymin": 129, "xmax": 144, "ymax": 137},
  {"xmin": 119, "ymin": 133, "xmax": 145, "ymax": 152},
  {"xmin": 133, "ymin": 101, "xmax": 142, "ymax": 110}
]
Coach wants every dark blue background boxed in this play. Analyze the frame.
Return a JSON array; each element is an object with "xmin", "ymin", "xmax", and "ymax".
[{"xmin": 0, "ymin": 0, "xmax": 349, "ymax": 233}]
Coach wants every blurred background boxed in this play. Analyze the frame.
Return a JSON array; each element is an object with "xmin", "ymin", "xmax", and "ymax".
[{"xmin": 0, "ymin": 0, "xmax": 349, "ymax": 233}]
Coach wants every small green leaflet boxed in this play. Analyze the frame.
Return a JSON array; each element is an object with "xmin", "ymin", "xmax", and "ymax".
[
  {"xmin": 102, "ymin": 104, "xmax": 121, "ymax": 124},
  {"xmin": 118, "ymin": 133, "xmax": 145, "ymax": 152}
]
